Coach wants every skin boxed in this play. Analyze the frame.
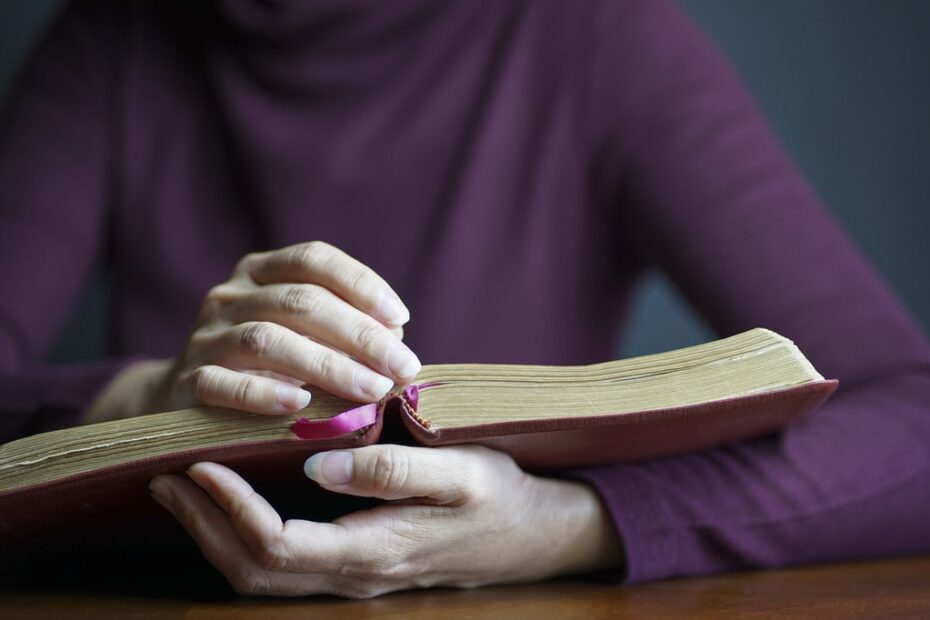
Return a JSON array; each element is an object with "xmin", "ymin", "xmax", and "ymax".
[
  {"xmin": 149, "ymin": 446, "xmax": 622, "ymax": 598},
  {"xmin": 84, "ymin": 241, "xmax": 419, "ymax": 423},
  {"xmin": 86, "ymin": 240, "xmax": 624, "ymax": 597}
]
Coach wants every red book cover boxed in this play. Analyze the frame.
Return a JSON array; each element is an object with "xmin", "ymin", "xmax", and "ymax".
[{"xmin": 0, "ymin": 378, "xmax": 837, "ymax": 554}]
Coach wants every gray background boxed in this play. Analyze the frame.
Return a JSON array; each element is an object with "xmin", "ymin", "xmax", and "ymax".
[{"xmin": 1, "ymin": 1, "xmax": 928, "ymax": 362}]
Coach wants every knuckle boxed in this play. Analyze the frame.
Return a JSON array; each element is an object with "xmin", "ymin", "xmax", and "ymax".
[
  {"xmin": 229, "ymin": 568, "xmax": 270, "ymax": 596},
  {"xmin": 345, "ymin": 268, "xmax": 377, "ymax": 297},
  {"xmin": 233, "ymin": 375, "xmax": 259, "ymax": 406},
  {"xmin": 200, "ymin": 284, "xmax": 236, "ymax": 320},
  {"xmin": 459, "ymin": 459, "xmax": 490, "ymax": 500},
  {"xmin": 370, "ymin": 449, "xmax": 409, "ymax": 494},
  {"xmin": 278, "ymin": 285, "xmax": 323, "ymax": 317},
  {"xmin": 288, "ymin": 241, "xmax": 331, "ymax": 271},
  {"xmin": 238, "ymin": 322, "xmax": 278, "ymax": 358},
  {"xmin": 460, "ymin": 447, "xmax": 511, "ymax": 501},
  {"xmin": 255, "ymin": 537, "xmax": 291, "ymax": 572},
  {"xmin": 359, "ymin": 552, "xmax": 404, "ymax": 581},
  {"xmin": 235, "ymin": 252, "xmax": 262, "ymax": 275},
  {"xmin": 329, "ymin": 577, "xmax": 382, "ymax": 600},
  {"xmin": 205, "ymin": 283, "xmax": 236, "ymax": 304},
  {"xmin": 348, "ymin": 320, "xmax": 385, "ymax": 353},
  {"xmin": 189, "ymin": 366, "xmax": 218, "ymax": 399},
  {"xmin": 186, "ymin": 329, "xmax": 212, "ymax": 355},
  {"xmin": 313, "ymin": 352, "xmax": 340, "ymax": 385},
  {"xmin": 459, "ymin": 468, "xmax": 487, "ymax": 502}
]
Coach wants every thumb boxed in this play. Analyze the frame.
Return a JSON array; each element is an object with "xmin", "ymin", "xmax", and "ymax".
[{"xmin": 303, "ymin": 445, "xmax": 467, "ymax": 504}]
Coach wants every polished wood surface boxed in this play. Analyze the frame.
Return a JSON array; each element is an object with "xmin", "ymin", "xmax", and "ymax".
[{"xmin": 2, "ymin": 556, "xmax": 929, "ymax": 619}]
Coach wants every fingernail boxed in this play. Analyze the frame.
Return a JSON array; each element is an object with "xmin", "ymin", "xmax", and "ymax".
[
  {"xmin": 275, "ymin": 385, "xmax": 312, "ymax": 411},
  {"xmin": 304, "ymin": 451, "xmax": 353, "ymax": 485},
  {"xmin": 186, "ymin": 462, "xmax": 217, "ymax": 490},
  {"xmin": 377, "ymin": 291, "xmax": 410, "ymax": 326},
  {"xmin": 357, "ymin": 369, "xmax": 394, "ymax": 399},
  {"xmin": 387, "ymin": 344, "xmax": 421, "ymax": 380},
  {"xmin": 189, "ymin": 462, "xmax": 246, "ymax": 495}
]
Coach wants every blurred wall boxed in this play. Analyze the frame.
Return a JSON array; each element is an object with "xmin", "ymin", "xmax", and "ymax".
[
  {"xmin": 625, "ymin": 0, "xmax": 930, "ymax": 355},
  {"xmin": 1, "ymin": 1, "xmax": 927, "ymax": 361}
]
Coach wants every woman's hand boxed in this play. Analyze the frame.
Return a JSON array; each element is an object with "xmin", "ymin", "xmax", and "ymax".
[
  {"xmin": 85, "ymin": 241, "xmax": 419, "ymax": 422},
  {"xmin": 148, "ymin": 445, "xmax": 623, "ymax": 598}
]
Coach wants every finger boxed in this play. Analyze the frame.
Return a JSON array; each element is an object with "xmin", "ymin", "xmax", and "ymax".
[
  {"xmin": 244, "ymin": 241, "xmax": 410, "ymax": 327},
  {"xmin": 195, "ymin": 321, "xmax": 395, "ymax": 401},
  {"xmin": 149, "ymin": 474, "xmax": 273, "ymax": 592},
  {"xmin": 303, "ymin": 445, "xmax": 474, "ymax": 504},
  {"xmin": 186, "ymin": 364, "xmax": 312, "ymax": 415},
  {"xmin": 185, "ymin": 462, "xmax": 375, "ymax": 575},
  {"xmin": 226, "ymin": 286, "xmax": 420, "ymax": 383},
  {"xmin": 149, "ymin": 474, "xmax": 329, "ymax": 596}
]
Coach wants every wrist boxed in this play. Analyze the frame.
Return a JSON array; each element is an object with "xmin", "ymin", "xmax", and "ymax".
[
  {"xmin": 532, "ymin": 476, "xmax": 625, "ymax": 579},
  {"xmin": 82, "ymin": 359, "xmax": 173, "ymax": 424}
]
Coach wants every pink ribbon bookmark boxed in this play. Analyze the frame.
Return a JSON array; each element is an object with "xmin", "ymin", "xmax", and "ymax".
[{"xmin": 290, "ymin": 403, "xmax": 379, "ymax": 440}]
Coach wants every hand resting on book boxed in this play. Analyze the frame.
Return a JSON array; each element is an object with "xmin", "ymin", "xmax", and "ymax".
[
  {"xmin": 149, "ymin": 444, "xmax": 623, "ymax": 598},
  {"xmin": 83, "ymin": 241, "xmax": 421, "ymax": 423},
  {"xmin": 79, "ymin": 240, "xmax": 625, "ymax": 596}
]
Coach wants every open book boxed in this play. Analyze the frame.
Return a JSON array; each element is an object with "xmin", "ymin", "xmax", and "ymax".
[{"xmin": 0, "ymin": 328, "xmax": 837, "ymax": 551}]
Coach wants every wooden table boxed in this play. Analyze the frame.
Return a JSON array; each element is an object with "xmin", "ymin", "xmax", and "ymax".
[{"xmin": 2, "ymin": 556, "xmax": 929, "ymax": 619}]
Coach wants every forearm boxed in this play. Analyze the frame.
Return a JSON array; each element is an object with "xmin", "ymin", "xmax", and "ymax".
[
  {"xmin": 570, "ymin": 370, "xmax": 930, "ymax": 583},
  {"xmin": 584, "ymin": 0, "xmax": 930, "ymax": 582},
  {"xmin": 531, "ymin": 476, "xmax": 625, "ymax": 579}
]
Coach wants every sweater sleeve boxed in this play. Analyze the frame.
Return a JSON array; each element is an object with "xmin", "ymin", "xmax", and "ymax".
[
  {"xmin": 572, "ymin": 0, "xmax": 930, "ymax": 582},
  {"xmin": 0, "ymin": 1, "xmax": 142, "ymax": 443}
]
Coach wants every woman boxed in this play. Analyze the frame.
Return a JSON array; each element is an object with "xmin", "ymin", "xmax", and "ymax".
[{"xmin": 1, "ymin": 0, "xmax": 928, "ymax": 598}]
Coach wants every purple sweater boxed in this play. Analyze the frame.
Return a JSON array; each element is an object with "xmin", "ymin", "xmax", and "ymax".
[{"xmin": 1, "ymin": 0, "xmax": 928, "ymax": 583}]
